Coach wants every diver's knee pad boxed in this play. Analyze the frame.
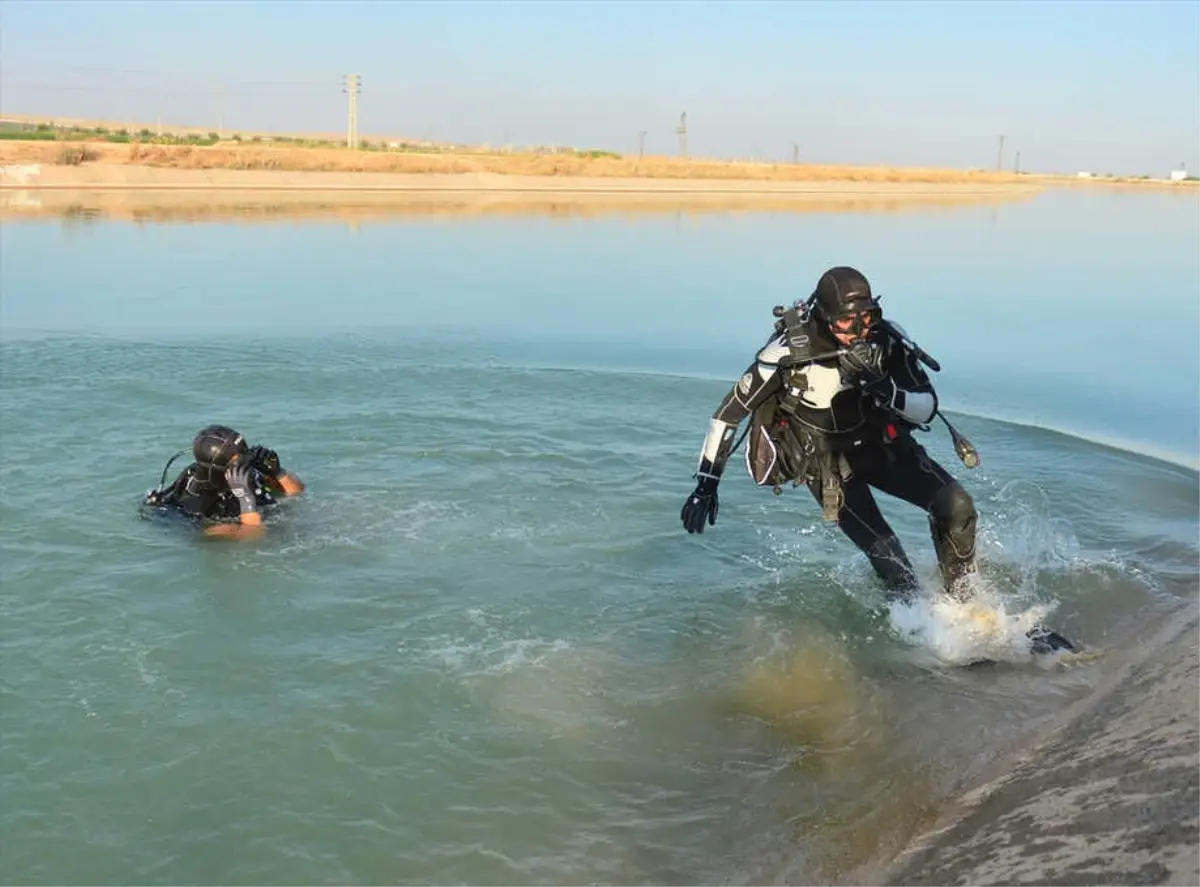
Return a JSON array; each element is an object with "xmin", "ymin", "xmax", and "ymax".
[
  {"xmin": 929, "ymin": 483, "xmax": 978, "ymax": 595},
  {"xmin": 929, "ymin": 482, "xmax": 977, "ymax": 556}
]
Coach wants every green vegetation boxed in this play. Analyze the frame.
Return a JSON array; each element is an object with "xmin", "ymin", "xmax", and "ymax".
[
  {"xmin": 0, "ymin": 120, "xmax": 624, "ymax": 160},
  {"xmin": 0, "ymin": 120, "xmax": 222, "ymax": 146}
]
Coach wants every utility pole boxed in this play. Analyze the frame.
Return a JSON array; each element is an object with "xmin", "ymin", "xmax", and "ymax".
[
  {"xmin": 1014, "ymin": 151, "xmax": 1021, "ymax": 174},
  {"xmin": 638, "ymin": 130, "xmax": 647, "ymax": 159},
  {"xmin": 676, "ymin": 112, "xmax": 687, "ymax": 158},
  {"xmin": 793, "ymin": 143, "xmax": 799, "ymax": 164},
  {"xmin": 996, "ymin": 134, "xmax": 1005, "ymax": 172},
  {"xmin": 343, "ymin": 74, "xmax": 361, "ymax": 148},
  {"xmin": 215, "ymin": 86, "xmax": 224, "ymax": 140}
]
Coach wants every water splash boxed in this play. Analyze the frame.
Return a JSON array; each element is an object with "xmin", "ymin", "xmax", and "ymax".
[
  {"xmin": 887, "ymin": 583, "xmax": 1056, "ymax": 667},
  {"xmin": 982, "ymin": 480, "xmax": 1083, "ymax": 584},
  {"xmin": 886, "ymin": 480, "xmax": 1086, "ymax": 667}
]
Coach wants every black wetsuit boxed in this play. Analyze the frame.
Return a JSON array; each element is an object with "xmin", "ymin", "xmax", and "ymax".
[
  {"xmin": 146, "ymin": 462, "xmax": 278, "ymax": 524},
  {"xmin": 692, "ymin": 312, "xmax": 978, "ymax": 600}
]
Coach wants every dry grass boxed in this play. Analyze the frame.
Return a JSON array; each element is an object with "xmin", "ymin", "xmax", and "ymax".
[
  {"xmin": 3, "ymin": 139, "xmax": 1193, "ymax": 193},
  {"xmin": 0, "ymin": 138, "xmax": 1038, "ymax": 185}
]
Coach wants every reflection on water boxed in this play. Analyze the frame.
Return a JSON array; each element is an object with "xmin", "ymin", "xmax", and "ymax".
[{"xmin": 0, "ymin": 187, "xmax": 1041, "ymax": 226}]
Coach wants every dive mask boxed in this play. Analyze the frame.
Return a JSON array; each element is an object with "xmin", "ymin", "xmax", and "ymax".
[{"xmin": 831, "ymin": 303, "xmax": 882, "ymax": 342}]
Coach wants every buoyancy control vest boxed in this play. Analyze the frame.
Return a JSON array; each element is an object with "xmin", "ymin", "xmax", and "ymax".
[
  {"xmin": 744, "ymin": 300, "xmax": 931, "ymax": 514},
  {"xmin": 143, "ymin": 459, "xmax": 279, "ymax": 525}
]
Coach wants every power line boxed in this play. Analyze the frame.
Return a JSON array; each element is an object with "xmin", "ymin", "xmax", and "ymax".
[
  {"xmin": 5, "ymin": 63, "xmax": 341, "ymax": 87},
  {"xmin": 0, "ymin": 82, "xmax": 173, "ymax": 95},
  {"xmin": 0, "ymin": 80, "xmax": 343, "ymax": 94}
]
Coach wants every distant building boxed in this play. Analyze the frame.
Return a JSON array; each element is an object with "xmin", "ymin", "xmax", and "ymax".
[{"xmin": 1170, "ymin": 168, "xmax": 1188, "ymax": 181}]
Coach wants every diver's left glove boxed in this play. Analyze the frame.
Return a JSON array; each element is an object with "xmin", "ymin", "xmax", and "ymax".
[
  {"xmin": 681, "ymin": 473, "xmax": 720, "ymax": 534},
  {"xmin": 225, "ymin": 462, "xmax": 259, "ymax": 517},
  {"xmin": 247, "ymin": 445, "xmax": 281, "ymax": 477}
]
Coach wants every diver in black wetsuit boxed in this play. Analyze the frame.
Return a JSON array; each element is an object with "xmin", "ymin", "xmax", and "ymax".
[
  {"xmin": 679, "ymin": 266, "xmax": 1074, "ymax": 654},
  {"xmin": 680, "ymin": 266, "xmax": 978, "ymax": 601},
  {"xmin": 143, "ymin": 424, "xmax": 306, "ymax": 539}
]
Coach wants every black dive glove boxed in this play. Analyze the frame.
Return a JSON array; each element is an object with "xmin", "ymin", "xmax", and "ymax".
[
  {"xmin": 838, "ymin": 340, "xmax": 886, "ymax": 382},
  {"xmin": 225, "ymin": 462, "xmax": 259, "ymax": 516},
  {"xmin": 839, "ymin": 341, "xmax": 902, "ymax": 410},
  {"xmin": 862, "ymin": 374, "xmax": 901, "ymax": 411},
  {"xmin": 681, "ymin": 473, "xmax": 720, "ymax": 534},
  {"xmin": 247, "ymin": 445, "xmax": 281, "ymax": 477}
]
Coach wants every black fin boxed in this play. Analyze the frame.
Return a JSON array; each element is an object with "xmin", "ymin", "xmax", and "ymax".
[{"xmin": 1027, "ymin": 624, "xmax": 1077, "ymax": 655}]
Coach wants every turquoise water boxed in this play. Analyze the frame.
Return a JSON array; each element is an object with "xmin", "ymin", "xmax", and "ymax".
[{"xmin": 2, "ymin": 188, "xmax": 1197, "ymax": 885}]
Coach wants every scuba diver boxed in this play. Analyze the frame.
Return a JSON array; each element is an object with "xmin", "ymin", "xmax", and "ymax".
[
  {"xmin": 142, "ymin": 424, "xmax": 305, "ymax": 539},
  {"xmin": 678, "ymin": 265, "xmax": 1073, "ymax": 653}
]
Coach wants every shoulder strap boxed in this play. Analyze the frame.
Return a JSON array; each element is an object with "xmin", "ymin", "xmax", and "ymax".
[{"xmin": 775, "ymin": 309, "xmax": 842, "ymax": 367}]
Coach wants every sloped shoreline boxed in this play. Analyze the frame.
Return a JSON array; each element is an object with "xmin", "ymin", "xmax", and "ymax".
[{"xmin": 854, "ymin": 600, "xmax": 1200, "ymax": 886}]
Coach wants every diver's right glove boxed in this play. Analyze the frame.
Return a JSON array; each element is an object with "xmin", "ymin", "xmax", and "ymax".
[
  {"xmin": 225, "ymin": 462, "xmax": 259, "ymax": 517},
  {"xmin": 681, "ymin": 473, "xmax": 720, "ymax": 534},
  {"xmin": 838, "ymin": 340, "xmax": 886, "ymax": 383}
]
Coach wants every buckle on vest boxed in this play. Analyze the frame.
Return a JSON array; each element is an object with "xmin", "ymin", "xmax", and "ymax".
[{"xmin": 821, "ymin": 472, "xmax": 842, "ymax": 521}]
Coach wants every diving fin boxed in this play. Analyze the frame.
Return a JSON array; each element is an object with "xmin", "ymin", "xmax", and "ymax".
[{"xmin": 1026, "ymin": 624, "xmax": 1077, "ymax": 655}]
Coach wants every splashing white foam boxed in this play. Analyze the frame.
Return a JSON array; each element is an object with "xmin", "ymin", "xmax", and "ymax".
[{"xmin": 887, "ymin": 578, "xmax": 1056, "ymax": 667}]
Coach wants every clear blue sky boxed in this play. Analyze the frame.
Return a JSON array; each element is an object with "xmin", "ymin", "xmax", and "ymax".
[{"xmin": 1, "ymin": 0, "xmax": 1197, "ymax": 175}]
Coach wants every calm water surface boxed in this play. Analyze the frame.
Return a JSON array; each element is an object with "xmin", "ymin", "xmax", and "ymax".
[{"xmin": 1, "ymin": 187, "xmax": 1197, "ymax": 885}]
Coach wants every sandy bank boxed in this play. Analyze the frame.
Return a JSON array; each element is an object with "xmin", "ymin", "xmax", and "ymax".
[
  {"xmin": 2, "ymin": 138, "xmax": 1192, "ymax": 200},
  {"xmin": 857, "ymin": 601, "xmax": 1200, "ymax": 886},
  {"xmin": 0, "ymin": 137, "xmax": 1039, "ymax": 184}
]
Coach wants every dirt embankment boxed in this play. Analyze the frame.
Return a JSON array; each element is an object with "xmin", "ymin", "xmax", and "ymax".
[
  {"xmin": 0, "ymin": 138, "xmax": 1041, "ymax": 185},
  {"xmin": 3, "ymin": 140, "xmax": 1191, "ymax": 223}
]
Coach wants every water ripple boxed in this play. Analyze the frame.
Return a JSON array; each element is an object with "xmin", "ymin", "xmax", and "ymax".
[{"xmin": 2, "ymin": 313, "xmax": 1195, "ymax": 886}]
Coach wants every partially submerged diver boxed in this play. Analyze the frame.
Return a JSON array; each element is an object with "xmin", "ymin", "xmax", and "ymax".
[{"xmin": 142, "ymin": 424, "xmax": 305, "ymax": 539}]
